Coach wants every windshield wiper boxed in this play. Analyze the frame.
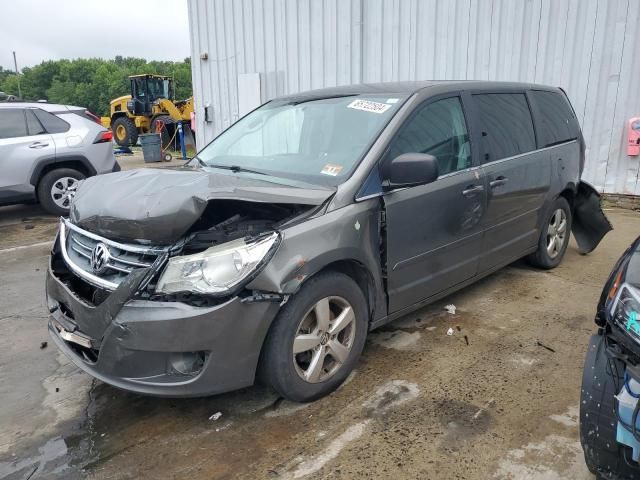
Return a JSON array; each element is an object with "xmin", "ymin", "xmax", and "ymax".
[{"xmin": 206, "ymin": 164, "xmax": 269, "ymax": 176}]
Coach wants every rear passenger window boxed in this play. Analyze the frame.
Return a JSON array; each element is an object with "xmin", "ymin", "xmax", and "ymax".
[
  {"xmin": 25, "ymin": 110, "xmax": 46, "ymax": 136},
  {"xmin": 0, "ymin": 109, "xmax": 27, "ymax": 139},
  {"xmin": 33, "ymin": 109, "xmax": 70, "ymax": 134},
  {"xmin": 473, "ymin": 93, "xmax": 536, "ymax": 163},
  {"xmin": 530, "ymin": 90, "xmax": 578, "ymax": 148},
  {"xmin": 385, "ymin": 97, "xmax": 472, "ymax": 176}
]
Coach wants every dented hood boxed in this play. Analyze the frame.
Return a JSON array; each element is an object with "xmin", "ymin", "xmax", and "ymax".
[{"xmin": 70, "ymin": 168, "xmax": 334, "ymax": 244}]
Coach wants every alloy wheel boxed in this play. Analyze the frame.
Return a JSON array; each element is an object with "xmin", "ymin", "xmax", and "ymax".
[
  {"xmin": 292, "ymin": 296, "xmax": 356, "ymax": 383},
  {"xmin": 546, "ymin": 208, "xmax": 567, "ymax": 259}
]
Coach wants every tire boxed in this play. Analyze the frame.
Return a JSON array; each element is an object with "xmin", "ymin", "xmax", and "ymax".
[
  {"xmin": 260, "ymin": 271, "xmax": 368, "ymax": 402},
  {"xmin": 580, "ymin": 334, "xmax": 640, "ymax": 479},
  {"xmin": 112, "ymin": 116, "xmax": 138, "ymax": 147},
  {"xmin": 37, "ymin": 168, "xmax": 85, "ymax": 215},
  {"xmin": 151, "ymin": 115, "xmax": 175, "ymax": 149},
  {"xmin": 527, "ymin": 196, "xmax": 572, "ymax": 269}
]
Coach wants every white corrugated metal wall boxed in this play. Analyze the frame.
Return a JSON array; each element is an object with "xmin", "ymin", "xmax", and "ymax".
[{"xmin": 188, "ymin": 0, "xmax": 640, "ymax": 194}]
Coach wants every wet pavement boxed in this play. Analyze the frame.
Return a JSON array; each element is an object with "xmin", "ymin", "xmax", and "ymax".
[{"xmin": 1, "ymin": 208, "xmax": 639, "ymax": 479}]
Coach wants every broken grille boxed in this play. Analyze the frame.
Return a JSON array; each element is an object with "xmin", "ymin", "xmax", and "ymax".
[{"xmin": 59, "ymin": 218, "xmax": 168, "ymax": 291}]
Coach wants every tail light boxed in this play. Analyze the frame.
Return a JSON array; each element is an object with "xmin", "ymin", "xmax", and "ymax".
[
  {"xmin": 93, "ymin": 130, "xmax": 113, "ymax": 144},
  {"xmin": 84, "ymin": 110, "xmax": 102, "ymax": 125}
]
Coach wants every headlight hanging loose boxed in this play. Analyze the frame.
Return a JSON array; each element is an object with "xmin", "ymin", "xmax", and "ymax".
[
  {"xmin": 156, "ymin": 232, "xmax": 279, "ymax": 295},
  {"xmin": 610, "ymin": 283, "xmax": 640, "ymax": 342}
]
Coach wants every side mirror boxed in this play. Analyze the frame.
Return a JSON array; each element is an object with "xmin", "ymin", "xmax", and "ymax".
[{"xmin": 385, "ymin": 153, "xmax": 439, "ymax": 190}]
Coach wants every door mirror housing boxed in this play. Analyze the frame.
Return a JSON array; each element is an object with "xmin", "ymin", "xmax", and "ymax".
[{"xmin": 384, "ymin": 153, "xmax": 439, "ymax": 190}]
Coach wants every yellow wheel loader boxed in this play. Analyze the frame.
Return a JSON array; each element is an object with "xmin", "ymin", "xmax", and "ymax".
[{"xmin": 101, "ymin": 74, "xmax": 193, "ymax": 147}]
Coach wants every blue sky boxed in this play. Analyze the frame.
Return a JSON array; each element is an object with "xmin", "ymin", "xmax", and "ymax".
[{"xmin": 1, "ymin": 0, "xmax": 191, "ymax": 70}]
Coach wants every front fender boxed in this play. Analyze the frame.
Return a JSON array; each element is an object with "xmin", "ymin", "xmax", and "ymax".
[{"xmin": 247, "ymin": 199, "xmax": 387, "ymax": 322}]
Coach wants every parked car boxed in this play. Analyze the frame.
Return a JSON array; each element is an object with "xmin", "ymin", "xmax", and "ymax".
[
  {"xmin": 47, "ymin": 81, "xmax": 610, "ymax": 402},
  {"xmin": 0, "ymin": 102, "xmax": 119, "ymax": 215},
  {"xmin": 580, "ymin": 236, "xmax": 640, "ymax": 479}
]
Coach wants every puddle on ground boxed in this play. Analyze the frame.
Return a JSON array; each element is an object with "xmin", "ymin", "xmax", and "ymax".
[
  {"xmin": 436, "ymin": 399, "xmax": 494, "ymax": 451},
  {"xmin": 0, "ymin": 437, "xmax": 70, "ymax": 479},
  {"xmin": 1, "ymin": 375, "xmax": 289, "ymax": 479}
]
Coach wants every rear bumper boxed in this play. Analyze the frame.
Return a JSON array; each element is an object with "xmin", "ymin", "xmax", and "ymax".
[
  {"xmin": 46, "ymin": 262, "xmax": 280, "ymax": 397},
  {"xmin": 572, "ymin": 181, "xmax": 613, "ymax": 254}
]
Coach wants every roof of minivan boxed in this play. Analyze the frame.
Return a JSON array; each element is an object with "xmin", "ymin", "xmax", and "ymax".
[
  {"xmin": 0, "ymin": 102, "xmax": 84, "ymax": 111},
  {"xmin": 276, "ymin": 80, "xmax": 560, "ymax": 102}
]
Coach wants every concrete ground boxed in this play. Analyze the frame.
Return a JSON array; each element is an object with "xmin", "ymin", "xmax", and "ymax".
[{"xmin": 0, "ymin": 204, "xmax": 638, "ymax": 480}]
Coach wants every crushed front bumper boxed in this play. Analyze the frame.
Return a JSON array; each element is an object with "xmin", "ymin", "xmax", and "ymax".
[{"xmin": 46, "ymin": 259, "xmax": 280, "ymax": 397}]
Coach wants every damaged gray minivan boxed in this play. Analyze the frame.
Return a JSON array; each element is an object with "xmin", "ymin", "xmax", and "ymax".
[{"xmin": 47, "ymin": 81, "xmax": 611, "ymax": 401}]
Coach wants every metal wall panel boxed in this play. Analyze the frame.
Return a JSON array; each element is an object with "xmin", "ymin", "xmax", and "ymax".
[{"xmin": 189, "ymin": 0, "xmax": 640, "ymax": 194}]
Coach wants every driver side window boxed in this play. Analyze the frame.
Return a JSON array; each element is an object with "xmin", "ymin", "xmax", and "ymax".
[{"xmin": 386, "ymin": 97, "xmax": 471, "ymax": 176}]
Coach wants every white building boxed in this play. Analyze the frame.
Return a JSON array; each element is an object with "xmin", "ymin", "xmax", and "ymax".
[{"xmin": 188, "ymin": 0, "xmax": 640, "ymax": 194}]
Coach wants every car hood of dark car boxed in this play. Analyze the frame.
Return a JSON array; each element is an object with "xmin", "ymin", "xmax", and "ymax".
[{"xmin": 69, "ymin": 168, "xmax": 335, "ymax": 244}]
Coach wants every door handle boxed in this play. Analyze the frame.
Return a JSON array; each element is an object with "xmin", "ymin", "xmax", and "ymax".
[
  {"xmin": 462, "ymin": 184, "xmax": 484, "ymax": 197},
  {"xmin": 489, "ymin": 176, "xmax": 508, "ymax": 189},
  {"xmin": 28, "ymin": 142, "xmax": 49, "ymax": 149}
]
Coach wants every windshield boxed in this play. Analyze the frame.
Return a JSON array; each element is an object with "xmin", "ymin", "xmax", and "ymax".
[
  {"xmin": 147, "ymin": 78, "xmax": 169, "ymax": 101},
  {"xmin": 196, "ymin": 95, "xmax": 406, "ymax": 186}
]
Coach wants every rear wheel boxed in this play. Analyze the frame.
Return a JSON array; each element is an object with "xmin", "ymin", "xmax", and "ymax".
[
  {"xmin": 527, "ymin": 196, "xmax": 572, "ymax": 269},
  {"xmin": 37, "ymin": 168, "xmax": 85, "ymax": 215},
  {"xmin": 112, "ymin": 116, "xmax": 138, "ymax": 147},
  {"xmin": 580, "ymin": 334, "xmax": 640, "ymax": 479},
  {"xmin": 260, "ymin": 271, "xmax": 368, "ymax": 402}
]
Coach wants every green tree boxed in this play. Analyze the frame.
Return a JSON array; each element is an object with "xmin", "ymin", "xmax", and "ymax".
[{"xmin": 0, "ymin": 56, "xmax": 193, "ymax": 115}]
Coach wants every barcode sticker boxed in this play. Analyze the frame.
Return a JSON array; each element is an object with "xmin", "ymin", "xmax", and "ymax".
[{"xmin": 347, "ymin": 99, "xmax": 392, "ymax": 114}]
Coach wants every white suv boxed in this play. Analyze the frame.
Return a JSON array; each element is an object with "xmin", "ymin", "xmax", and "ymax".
[{"xmin": 0, "ymin": 102, "xmax": 119, "ymax": 215}]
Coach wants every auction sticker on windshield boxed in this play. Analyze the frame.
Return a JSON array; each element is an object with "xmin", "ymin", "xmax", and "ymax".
[
  {"xmin": 321, "ymin": 164, "xmax": 344, "ymax": 176},
  {"xmin": 348, "ymin": 99, "xmax": 392, "ymax": 114}
]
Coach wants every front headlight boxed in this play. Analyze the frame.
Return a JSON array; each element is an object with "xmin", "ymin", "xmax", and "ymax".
[
  {"xmin": 156, "ymin": 232, "xmax": 279, "ymax": 295},
  {"xmin": 610, "ymin": 283, "xmax": 640, "ymax": 342}
]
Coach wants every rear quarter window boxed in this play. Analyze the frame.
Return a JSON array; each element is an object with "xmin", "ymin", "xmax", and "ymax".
[
  {"xmin": 529, "ymin": 90, "xmax": 579, "ymax": 148},
  {"xmin": 25, "ymin": 109, "xmax": 46, "ymax": 135},
  {"xmin": 0, "ymin": 109, "xmax": 28, "ymax": 139},
  {"xmin": 472, "ymin": 93, "xmax": 537, "ymax": 163},
  {"xmin": 33, "ymin": 109, "xmax": 70, "ymax": 134}
]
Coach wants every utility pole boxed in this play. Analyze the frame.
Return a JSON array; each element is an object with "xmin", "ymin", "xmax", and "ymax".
[{"xmin": 12, "ymin": 51, "xmax": 22, "ymax": 98}]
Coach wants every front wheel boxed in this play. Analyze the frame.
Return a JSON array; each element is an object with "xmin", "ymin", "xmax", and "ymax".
[
  {"xmin": 112, "ymin": 116, "xmax": 138, "ymax": 147},
  {"xmin": 527, "ymin": 196, "xmax": 572, "ymax": 269},
  {"xmin": 260, "ymin": 271, "xmax": 368, "ymax": 402},
  {"xmin": 580, "ymin": 334, "xmax": 640, "ymax": 479}
]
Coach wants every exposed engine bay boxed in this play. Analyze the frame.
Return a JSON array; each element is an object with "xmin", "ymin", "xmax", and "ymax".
[{"xmin": 181, "ymin": 200, "xmax": 311, "ymax": 254}]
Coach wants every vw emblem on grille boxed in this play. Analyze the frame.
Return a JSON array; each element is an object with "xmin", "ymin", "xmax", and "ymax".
[{"xmin": 90, "ymin": 243, "xmax": 110, "ymax": 274}]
